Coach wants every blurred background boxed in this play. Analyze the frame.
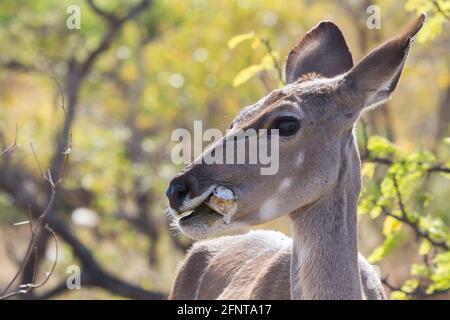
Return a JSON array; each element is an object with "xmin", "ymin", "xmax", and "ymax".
[{"xmin": 0, "ymin": 0, "xmax": 449, "ymax": 299}]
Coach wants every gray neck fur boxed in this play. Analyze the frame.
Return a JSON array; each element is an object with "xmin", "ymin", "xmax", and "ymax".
[{"xmin": 290, "ymin": 132, "xmax": 363, "ymax": 299}]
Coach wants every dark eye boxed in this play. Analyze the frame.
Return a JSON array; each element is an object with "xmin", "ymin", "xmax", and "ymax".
[{"xmin": 272, "ymin": 117, "xmax": 300, "ymax": 137}]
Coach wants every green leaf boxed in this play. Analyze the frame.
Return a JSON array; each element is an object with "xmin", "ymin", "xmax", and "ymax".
[
  {"xmin": 227, "ymin": 31, "xmax": 255, "ymax": 49},
  {"xmin": 368, "ymin": 232, "xmax": 404, "ymax": 263},
  {"xmin": 418, "ymin": 192, "xmax": 432, "ymax": 209},
  {"xmin": 427, "ymin": 252, "xmax": 450, "ymax": 293},
  {"xmin": 411, "ymin": 263, "xmax": 431, "ymax": 277},
  {"xmin": 232, "ymin": 64, "xmax": 264, "ymax": 87},
  {"xmin": 401, "ymin": 279, "xmax": 419, "ymax": 293},
  {"xmin": 390, "ymin": 291, "xmax": 408, "ymax": 300},
  {"xmin": 362, "ymin": 163, "xmax": 376, "ymax": 179},
  {"xmin": 379, "ymin": 176, "xmax": 395, "ymax": 202},
  {"xmin": 367, "ymin": 136, "xmax": 399, "ymax": 157},
  {"xmin": 370, "ymin": 206, "xmax": 382, "ymax": 219}
]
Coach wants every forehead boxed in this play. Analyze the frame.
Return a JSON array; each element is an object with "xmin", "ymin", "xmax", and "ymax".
[{"xmin": 232, "ymin": 77, "xmax": 337, "ymax": 125}]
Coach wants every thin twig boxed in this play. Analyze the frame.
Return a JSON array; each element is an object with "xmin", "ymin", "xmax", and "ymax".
[
  {"xmin": 0, "ymin": 124, "xmax": 19, "ymax": 157},
  {"xmin": 260, "ymin": 37, "xmax": 285, "ymax": 86},
  {"xmin": 359, "ymin": 121, "xmax": 450, "ymax": 174},
  {"xmin": 0, "ymin": 65, "xmax": 68, "ymax": 300},
  {"xmin": 0, "ymin": 189, "xmax": 57, "ymax": 299},
  {"xmin": 0, "ymin": 225, "xmax": 58, "ymax": 299},
  {"xmin": 381, "ymin": 175, "xmax": 450, "ymax": 251}
]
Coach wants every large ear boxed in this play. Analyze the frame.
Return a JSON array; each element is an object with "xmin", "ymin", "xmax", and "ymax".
[
  {"xmin": 285, "ymin": 21, "xmax": 353, "ymax": 83},
  {"xmin": 343, "ymin": 14, "xmax": 426, "ymax": 110}
]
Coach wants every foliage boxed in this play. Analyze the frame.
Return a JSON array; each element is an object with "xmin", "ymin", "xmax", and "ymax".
[
  {"xmin": 406, "ymin": 0, "xmax": 450, "ymax": 42},
  {"xmin": 359, "ymin": 134, "xmax": 450, "ymax": 299}
]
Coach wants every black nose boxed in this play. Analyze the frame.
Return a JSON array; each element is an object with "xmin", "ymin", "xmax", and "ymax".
[{"xmin": 166, "ymin": 176, "xmax": 196, "ymax": 211}]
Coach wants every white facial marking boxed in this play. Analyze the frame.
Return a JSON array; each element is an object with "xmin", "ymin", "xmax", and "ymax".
[
  {"xmin": 296, "ymin": 152, "xmax": 305, "ymax": 167},
  {"xmin": 259, "ymin": 197, "xmax": 279, "ymax": 220},
  {"xmin": 168, "ymin": 207, "xmax": 179, "ymax": 218},
  {"xmin": 278, "ymin": 178, "xmax": 292, "ymax": 192}
]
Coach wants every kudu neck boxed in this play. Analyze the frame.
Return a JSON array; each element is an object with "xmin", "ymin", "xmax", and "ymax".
[{"xmin": 289, "ymin": 134, "xmax": 363, "ymax": 299}]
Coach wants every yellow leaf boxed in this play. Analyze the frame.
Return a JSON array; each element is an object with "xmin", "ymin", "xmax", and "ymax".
[
  {"xmin": 227, "ymin": 31, "xmax": 255, "ymax": 49},
  {"xmin": 417, "ymin": 15, "xmax": 445, "ymax": 43},
  {"xmin": 383, "ymin": 216, "xmax": 402, "ymax": 236},
  {"xmin": 362, "ymin": 163, "xmax": 376, "ymax": 179},
  {"xmin": 391, "ymin": 291, "xmax": 408, "ymax": 300},
  {"xmin": 260, "ymin": 51, "xmax": 280, "ymax": 69},
  {"xmin": 401, "ymin": 279, "xmax": 419, "ymax": 293},
  {"xmin": 369, "ymin": 206, "xmax": 382, "ymax": 219},
  {"xmin": 418, "ymin": 239, "xmax": 432, "ymax": 256},
  {"xmin": 251, "ymin": 37, "xmax": 261, "ymax": 49},
  {"xmin": 232, "ymin": 64, "xmax": 264, "ymax": 87}
]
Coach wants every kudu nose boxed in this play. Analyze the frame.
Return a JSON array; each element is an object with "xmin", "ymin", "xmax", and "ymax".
[{"xmin": 166, "ymin": 176, "xmax": 198, "ymax": 211}]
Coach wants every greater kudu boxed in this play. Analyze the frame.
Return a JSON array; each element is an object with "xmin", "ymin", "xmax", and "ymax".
[{"xmin": 166, "ymin": 14, "xmax": 425, "ymax": 300}]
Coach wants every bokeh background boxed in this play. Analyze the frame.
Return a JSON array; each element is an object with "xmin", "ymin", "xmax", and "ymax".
[{"xmin": 0, "ymin": 0, "xmax": 449, "ymax": 299}]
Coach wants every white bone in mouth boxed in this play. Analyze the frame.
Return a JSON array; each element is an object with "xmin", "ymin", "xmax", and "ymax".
[{"xmin": 205, "ymin": 186, "xmax": 237, "ymax": 225}]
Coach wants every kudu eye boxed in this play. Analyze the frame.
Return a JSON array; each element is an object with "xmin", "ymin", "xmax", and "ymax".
[{"xmin": 272, "ymin": 116, "xmax": 300, "ymax": 137}]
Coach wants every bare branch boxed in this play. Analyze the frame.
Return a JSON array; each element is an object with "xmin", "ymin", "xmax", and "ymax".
[
  {"xmin": 0, "ymin": 186, "xmax": 57, "ymax": 299},
  {"xmin": 0, "ymin": 225, "xmax": 58, "ymax": 300},
  {"xmin": 0, "ymin": 68, "xmax": 68, "ymax": 300},
  {"xmin": 80, "ymin": 0, "xmax": 151, "ymax": 78},
  {"xmin": 0, "ymin": 0, "xmax": 161, "ymax": 300},
  {"xmin": 0, "ymin": 124, "xmax": 19, "ymax": 157},
  {"xmin": 86, "ymin": 0, "xmax": 118, "ymax": 24}
]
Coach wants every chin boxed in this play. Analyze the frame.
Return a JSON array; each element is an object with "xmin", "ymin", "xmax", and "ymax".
[{"xmin": 172, "ymin": 203, "xmax": 243, "ymax": 240}]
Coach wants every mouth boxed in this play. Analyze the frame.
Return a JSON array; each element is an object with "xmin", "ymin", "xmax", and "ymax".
[
  {"xmin": 178, "ymin": 202, "xmax": 224, "ymax": 227},
  {"xmin": 175, "ymin": 186, "xmax": 237, "ymax": 228}
]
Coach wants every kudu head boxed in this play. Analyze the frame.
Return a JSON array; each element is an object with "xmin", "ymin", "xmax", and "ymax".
[{"xmin": 167, "ymin": 14, "xmax": 425, "ymax": 239}]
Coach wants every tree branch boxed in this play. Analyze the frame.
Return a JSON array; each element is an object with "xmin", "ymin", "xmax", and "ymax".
[
  {"xmin": 381, "ymin": 175, "xmax": 450, "ymax": 251},
  {"xmin": 381, "ymin": 275, "xmax": 448, "ymax": 298},
  {"xmin": 86, "ymin": 0, "xmax": 118, "ymax": 24},
  {"xmin": 0, "ymin": 124, "xmax": 19, "ymax": 158}
]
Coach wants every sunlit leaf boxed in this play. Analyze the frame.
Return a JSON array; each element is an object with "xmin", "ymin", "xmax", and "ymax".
[
  {"xmin": 417, "ymin": 14, "xmax": 445, "ymax": 43},
  {"xmin": 367, "ymin": 136, "xmax": 399, "ymax": 157},
  {"xmin": 383, "ymin": 216, "xmax": 402, "ymax": 236},
  {"xmin": 362, "ymin": 163, "xmax": 376, "ymax": 179},
  {"xmin": 368, "ymin": 232, "xmax": 404, "ymax": 263},
  {"xmin": 260, "ymin": 51, "xmax": 280, "ymax": 69},
  {"xmin": 227, "ymin": 31, "xmax": 255, "ymax": 49},
  {"xmin": 411, "ymin": 263, "xmax": 431, "ymax": 277},
  {"xmin": 401, "ymin": 279, "xmax": 419, "ymax": 293},
  {"xmin": 370, "ymin": 206, "xmax": 382, "ymax": 219},
  {"xmin": 390, "ymin": 291, "xmax": 408, "ymax": 300},
  {"xmin": 232, "ymin": 64, "xmax": 264, "ymax": 87},
  {"xmin": 418, "ymin": 239, "xmax": 432, "ymax": 256}
]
